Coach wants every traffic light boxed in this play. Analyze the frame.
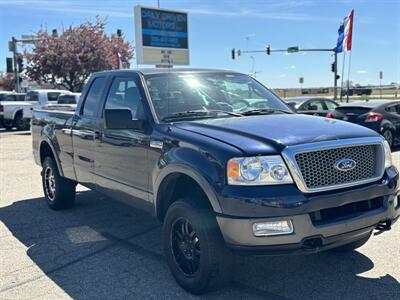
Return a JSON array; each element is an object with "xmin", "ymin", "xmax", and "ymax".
[
  {"xmin": 266, "ymin": 45, "xmax": 270, "ymax": 55},
  {"xmin": 336, "ymin": 75, "xmax": 340, "ymax": 80},
  {"xmin": 117, "ymin": 29, "xmax": 122, "ymax": 37},
  {"xmin": 231, "ymin": 48, "xmax": 235, "ymax": 60},
  {"xmin": 52, "ymin": 29, "xmax": 58, "ymax": 37},
  {"xmin": 6, "ymin": 57, "xmax": 13, "ymax": 73},
  {"xmin": 17, "ymin": 56, "xmax": 23, "ymax": 73},
  {"xmin": 331, "ymin": 63, "xmax": 336, "ymax": 73}
]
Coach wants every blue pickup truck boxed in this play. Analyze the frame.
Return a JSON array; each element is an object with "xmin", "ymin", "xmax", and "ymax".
[{"xmin": 32, "ymin": 69, "xmax": 400, "ymax": 294}]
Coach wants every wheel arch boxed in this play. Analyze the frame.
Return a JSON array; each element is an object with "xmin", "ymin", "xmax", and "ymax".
[
  {"xmin": 39, "ymin": 139, "xmax": 64, "ymax": 177},
  {"xmin": 154, "ymin": 165, "xmax": 222, "ymax": 221},
  {"xmin": 12, "ymin": 109, "xmax": 23, "ymax": 121}
]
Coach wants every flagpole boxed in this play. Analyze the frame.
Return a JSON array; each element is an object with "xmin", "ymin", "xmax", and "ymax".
[
  {"xmin": 340, "ymin": 51, "xmax": 346, "ymax": 102},
  {"xmin": 346, "ymin": 50, "xmax": 352, "ymax": 103}
]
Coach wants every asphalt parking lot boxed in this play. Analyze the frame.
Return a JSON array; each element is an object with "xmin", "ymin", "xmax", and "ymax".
[{"xmin": 0, "ymin": 130, "xmax": 399, "ymax": 299}]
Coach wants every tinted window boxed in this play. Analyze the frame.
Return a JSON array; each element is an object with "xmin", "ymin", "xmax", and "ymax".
[
  {"xmin": 47, "ymin": 92, "xmax": 61, "ymax": 102},
  {"xmin": 0, "ymin": 93, "xmax": 10, "ymax": 101},
  {"xmin": 104, "ymin": 78, "xmax": 141, "ymax": 118},
  {"xmin": 16, "ymin": 94, "xmax": 25, "ymax": 101},
  {"xmin": 57, "ymin": 95, "xmax": 76, "ymax": 104},
  {"xmin": 82, "ymin": 77, "xmax": 105, "ymax": 116},
  {"xmin": 305, "ymin": 100, "xmax": 324, "ymax": 111},
  {"xmin": 5, "ymin": 95, "xmax": 16, "ymax": 101},
  {"xmin": 325, "ymin": 100, "xmax": 338, "ymax": 110},
  {"xmin": 25, "ymin": 91, "xmax": 39, "ymax": 102}
]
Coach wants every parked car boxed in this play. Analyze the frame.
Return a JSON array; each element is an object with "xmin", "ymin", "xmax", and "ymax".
[
  {"xmin": 5, "ymin": 93, "xmax": 26, "ymax": 101},
  {"xmin": 57, "ymin": 93, "xmax": 81, "ymax": 104},
  {"xmin": 327, "ymin": 100, "xmax": 400, "ymax": 147},
  {"xmin": 285, "ymin": 96, "xmax": 339, "ymax": 116},
  {"xmin": 32, "ymin": 69, "xmax": 399, "ymax": 294},
  {"xmin": 0, "ymin": 89, "xmax": 71, "ymax": 130}
]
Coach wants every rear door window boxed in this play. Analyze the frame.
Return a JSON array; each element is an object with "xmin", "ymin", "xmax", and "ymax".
[
  {"xmin": 82, "ymin": 77, "xmax": 106, "ymax": 117},
  {"xmin": 325, "ymin": 100, "xmax": 338, "ymax": 110},
  {"xmin": 25, "ymin": 91, "xmax": 39, "ymax": 102},
  {"xmin": 47, "ymin": 92, "xmax": 61, "ymax": 102}
]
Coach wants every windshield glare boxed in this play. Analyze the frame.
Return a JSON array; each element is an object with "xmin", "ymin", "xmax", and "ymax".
[{"xmin": 144, "ymin": 72, "xmax": 290, "ymax": 121}]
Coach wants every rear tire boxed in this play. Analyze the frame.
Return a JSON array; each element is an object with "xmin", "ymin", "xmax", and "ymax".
[
  {"xmin": 42, "ymin": 156, "xmax": 76, "ymax": 210},
  {"xmin": 14, "ymin": 114, "xmax": 29, "ymax": 131},
  {"xmin": 331, "ymin": 235, "xmax": 370, "ymax": 252},
  {"xmin": 163, "ymin": 197, "xmax": 233, "ymax": 294}
]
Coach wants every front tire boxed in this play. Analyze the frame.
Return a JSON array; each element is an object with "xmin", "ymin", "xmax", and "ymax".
[
  {"xmin": 42, "ymin": 156, "xmax": 76, "ymax": 210},
  {"xmin": 163, "ymin": 198, "xmax": 233, "ymax": 294},
  {"xmin": 382, "ymin": 129, "xmax": 394, "ymax": 148}
]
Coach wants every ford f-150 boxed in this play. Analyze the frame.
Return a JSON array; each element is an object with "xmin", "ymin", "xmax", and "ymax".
[{"xmin": 31, "ymin": 69, "xmax": 399, "ymax": 294}]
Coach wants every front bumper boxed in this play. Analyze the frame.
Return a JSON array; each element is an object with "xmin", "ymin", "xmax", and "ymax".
[{"xmin": 216, "ymin": 167, "xmax": 400, "ymax": 254}]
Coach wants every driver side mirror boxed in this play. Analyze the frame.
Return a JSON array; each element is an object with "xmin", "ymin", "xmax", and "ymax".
[{"xmin": 105, "ymin": 109, "xmax": 146, "ymax": 131}]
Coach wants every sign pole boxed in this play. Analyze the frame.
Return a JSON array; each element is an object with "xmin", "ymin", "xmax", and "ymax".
[{"xmin": 333, "ymin": 51, "xmax": 338, "ymax": 100}]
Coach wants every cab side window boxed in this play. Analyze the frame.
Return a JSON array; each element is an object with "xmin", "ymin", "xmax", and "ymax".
[
  {"xmin": 305, "ymin": 100, "xmax": 323, "ymax": 111},
  {"xmin": 104, "ymin": 77, "xmax": 142, "ymax": 119},
  {"xmin": 82, "ymin": 77, "xmax": 106, "ymax": 116}
]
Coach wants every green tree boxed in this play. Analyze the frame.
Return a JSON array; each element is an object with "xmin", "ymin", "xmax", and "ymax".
[{"xmin": 25, "ymin": 18, "xmax": 133, "ymax": 92}]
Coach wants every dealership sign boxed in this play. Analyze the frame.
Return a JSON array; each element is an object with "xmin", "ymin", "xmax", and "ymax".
[{"xmin": 134, "ymin": 5, "xmax": 189, "ymax": 65}]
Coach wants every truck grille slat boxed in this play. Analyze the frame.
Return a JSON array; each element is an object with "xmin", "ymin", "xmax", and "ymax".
[{"xmin": 294, "ymin": 145, "xmax": 379, "ymax": 190}]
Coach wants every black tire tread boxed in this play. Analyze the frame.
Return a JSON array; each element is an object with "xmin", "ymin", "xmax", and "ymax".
[
  {"xmin": 163, "ymin": 197, "xmax": 233, "ymax": 294},
  {"xmin": 42, "ymin": 156, "xmax": 76, "ymax": 210}
]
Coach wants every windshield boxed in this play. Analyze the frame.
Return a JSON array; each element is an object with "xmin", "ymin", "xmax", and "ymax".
[{"xmin": 144, "ymin": 72, "xmax": 291, "ymax": 121}]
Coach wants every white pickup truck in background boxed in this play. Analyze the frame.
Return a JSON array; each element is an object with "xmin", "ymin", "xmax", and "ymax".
[{"xmin": 0, "ymin": 89, "xmax": 71, "ymax": 130}]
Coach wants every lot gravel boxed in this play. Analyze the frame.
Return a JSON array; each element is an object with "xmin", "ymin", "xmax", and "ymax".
[{"xmin": 0, "ymin": 130, "xmax": 399, "ymax": 299}]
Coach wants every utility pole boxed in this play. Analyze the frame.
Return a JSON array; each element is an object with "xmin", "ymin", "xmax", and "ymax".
[
  {"xmin": 10, "ymin": 37, "xmax": 20, "ymax": 92},
  {"xmin": 379, "ymin": 71, "xmax": 383, "ymax": 99},
  {"xmin": 8, "ymin": 34, "xmax": 40, "ymax": 92}
]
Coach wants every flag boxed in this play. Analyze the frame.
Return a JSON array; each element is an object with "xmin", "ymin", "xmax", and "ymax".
[
  {"xmin": 336, "ymin": 9, "xmax": 354, "ymax": 53},
  {"xmin": 116, "ymin": 52, "xmax": 125, "ymax": 69}
]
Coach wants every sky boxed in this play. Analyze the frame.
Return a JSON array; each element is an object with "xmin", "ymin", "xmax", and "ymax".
[{"xmin": 0, "ymin": 0, "xmax": 399, "ymax": 88}]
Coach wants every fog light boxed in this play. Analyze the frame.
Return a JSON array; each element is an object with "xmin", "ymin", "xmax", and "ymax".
[
  {"xmin": 394, "ymin": 196, "xmax": 399, "ymax": 208},
  {"xmin": 252, "ymin": 220, "xmax": 293, "ymax": 237}
]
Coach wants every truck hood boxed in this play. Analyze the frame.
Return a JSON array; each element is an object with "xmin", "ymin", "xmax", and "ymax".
[{"xmin": 175, "ymin": 114, "xmax": 379, "ymax": 154}]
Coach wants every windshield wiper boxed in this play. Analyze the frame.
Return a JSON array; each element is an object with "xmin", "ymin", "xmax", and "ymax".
[
  {"xmin": 241, "ymin": 108, "xmax": 293, "ymax": 116},
  {"xmin": 161, "ymin": 109, "xmax": 242, "ymax": 121}
]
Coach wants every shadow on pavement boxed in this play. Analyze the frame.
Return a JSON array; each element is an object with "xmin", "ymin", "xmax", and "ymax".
[{"xmin": 0, "ymin": 190, "xmax": 399, "ymax": 299}]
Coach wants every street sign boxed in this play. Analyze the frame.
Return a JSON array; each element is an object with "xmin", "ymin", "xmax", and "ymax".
[
  {"xmin": 299, "ymin": 77, "xmax": 304, "ymax": 84},
  {"xmin": 287, "ymin": 46, "xmax": 299, "ymax": 53},
  {"xmin": 134, "ymin": 5, "xmax": 189, "ymax": 66}
]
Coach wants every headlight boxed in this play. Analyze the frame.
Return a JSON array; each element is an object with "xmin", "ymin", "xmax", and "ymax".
[
  {"xmin": 384, "ymin": 140, "xmax": 392, "ymax": 169},
  {"xmin": 227, "ymin": 155, "xmax": 293, "ymax": 185}
]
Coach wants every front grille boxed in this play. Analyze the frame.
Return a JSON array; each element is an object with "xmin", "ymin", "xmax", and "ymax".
[
  {"xmin": 310, "ymin": 197, "xmax": 384, "ymax": 225},
  {"xmin": 294, "ymin": 144, "xmax": 379, "ymax": 190}
]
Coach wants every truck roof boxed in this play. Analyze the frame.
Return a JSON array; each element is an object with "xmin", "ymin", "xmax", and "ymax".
[{"xmin": 92, "ymin": 68, "xmax": 238, "ymax": 76}]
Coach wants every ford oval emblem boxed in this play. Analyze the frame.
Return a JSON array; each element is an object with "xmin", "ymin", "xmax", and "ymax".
[{"xmin": 335, "ymin": 158, "xmax": 356, "ymax": 172}]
